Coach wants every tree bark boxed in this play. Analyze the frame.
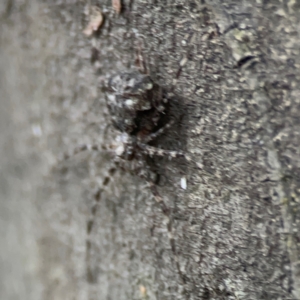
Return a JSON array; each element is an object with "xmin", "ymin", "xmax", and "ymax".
[{"xmin": 1, "ymin": 1, "xmax": 299, "ymax": 299}]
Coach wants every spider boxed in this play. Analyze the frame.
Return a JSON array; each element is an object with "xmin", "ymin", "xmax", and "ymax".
[
  {"xmin": 104, "ymin": 69, "xmax": 190, "ymax": 282},
  {"xmin": 105, "ymin": 70, "xmax": 188, "ymax": 177},
  {"xmin": 64, "ymin": 69, "xmax": 189, "ymax": 185},
  {"xmin": 63, "ymin": 67, "xmax": 190, "ymax": 284}
]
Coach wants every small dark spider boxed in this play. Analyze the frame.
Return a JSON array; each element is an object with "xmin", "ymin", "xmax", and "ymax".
[
  {"xmin": 104, "ymin": 70, "xmax": 188, "ymax": 181},
  {"xmin": 102, "ymin": 70, "xmax": 190, "ymax": 283},
  {"xmin": 63, "ymin": 68, "xmax": 189, "ymax": 284},
  {"xmin": 64, "ymin": 69, "xmax": 189, "ymax": 183}
]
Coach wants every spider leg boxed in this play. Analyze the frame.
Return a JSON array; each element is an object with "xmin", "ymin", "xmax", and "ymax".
[
  {"xmin": 62, "ymin": 143, "xmax": 113, "ymax": 160},
  {"xmin": 86, "ymin": 165, "xmax": 116, "ymax": 283},
  {"xmin": 143, "ymin": 120, "xmax": 175, "ymax": 143},
  {"xmin": 87, "ymin": 166, "xmax": 117, "ymax": 232},
  {"xmin": 138, "ymin": 143, "xmax": 190, "ymax": 160}
]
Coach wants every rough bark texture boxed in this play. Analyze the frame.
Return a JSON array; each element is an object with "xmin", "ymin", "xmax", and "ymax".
[{"xmin": 1, "ymin": 1, "xmax": 300, "ymax": 299}]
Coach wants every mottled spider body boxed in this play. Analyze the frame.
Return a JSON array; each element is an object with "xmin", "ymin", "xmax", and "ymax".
[
  {"xmin": 106, "ymin": 70, "xmax": 167, "ymax": 135},
  {"xmin": 64, "ymin": 70, "xmax": 185, "ymax": 166},
  {"xmin": 105, "ymin": 70, "xmax": 184, "ymax": 171}
]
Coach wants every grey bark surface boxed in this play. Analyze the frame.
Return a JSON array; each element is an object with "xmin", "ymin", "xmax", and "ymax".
[{"xmin": 1, "ymin": 1, "xmax": 300, "ymax": 299}]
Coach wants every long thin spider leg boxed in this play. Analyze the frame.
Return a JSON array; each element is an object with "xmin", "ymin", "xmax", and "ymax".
[
  {"xmin": 62, "ymin": 143, "xmax": 114, "ymax": 160},
  {"xmin": 87, "ymin": 165, "xmax": 117, "ymax": 233},
  {"xmin": 137, "ymin": 142, "xmax": 190, "ymax": 160},
  {"xmin": 143, "ymin": 120, "xmax": 175, "ymax": 144},
  {"xmin": 86, "ymin": 165, "xmax": 116, "ymax": 283}
]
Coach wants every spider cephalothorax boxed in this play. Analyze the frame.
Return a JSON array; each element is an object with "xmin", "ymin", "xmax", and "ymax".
[{"xmin": 106, "ymin": 70, "xmax": 168, "ymax": 135}]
